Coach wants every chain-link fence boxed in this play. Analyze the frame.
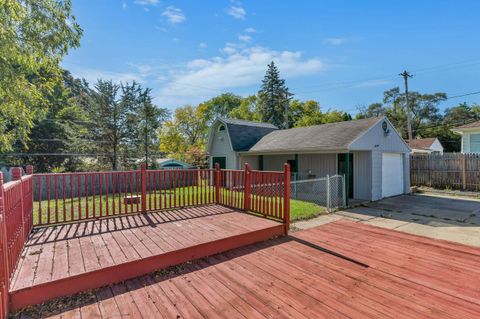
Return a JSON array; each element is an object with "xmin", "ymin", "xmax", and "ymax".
[{"xmin": 290, "ymin": 174, "xmax": 346, "ymax": 211}]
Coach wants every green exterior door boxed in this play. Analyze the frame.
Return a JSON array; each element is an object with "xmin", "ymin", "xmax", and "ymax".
[
  {"xmin": 338, "ymin": 153, "xmax": 354, "ymax": 198},
  {"xmin": 212, "ymin": 156, "xmax": 226, "ymax": 169}
]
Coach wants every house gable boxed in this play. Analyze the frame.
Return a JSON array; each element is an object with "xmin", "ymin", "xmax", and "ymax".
[{"xmin": 348, "ymin": 117, "xmax": 410, "ymax": 153}]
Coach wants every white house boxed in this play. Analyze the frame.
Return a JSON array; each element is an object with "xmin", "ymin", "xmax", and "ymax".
[
  {"xmin": 206, "ymin": 116, "xmax": 410, "ymax": 201},
  {"xmin": 406, "ymin": 138, "xmax": 444, "ymax": 154},
  {"xmin": 452, "ymin": 120, "xmax": 480, "ymax": 153}
]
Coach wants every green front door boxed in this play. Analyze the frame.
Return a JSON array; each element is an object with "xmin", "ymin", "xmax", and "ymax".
[
  {"xmin": 212, "ymin": 156, "xmax": 226, "ymax": 169},
  {"xmin": 338, "ymin": 153, "xmax": 354, "ymax": 198}
]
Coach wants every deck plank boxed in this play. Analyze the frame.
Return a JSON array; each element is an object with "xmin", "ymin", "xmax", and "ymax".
[
  {"xmin": 9, "ymin": 205, "xmax": 283, "ymax": 311},
  {"xmin": 12, "ymin": 220, "xmax": 480, "ymax": 319}
]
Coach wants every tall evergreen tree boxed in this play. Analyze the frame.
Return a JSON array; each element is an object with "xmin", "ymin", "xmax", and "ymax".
[
  {"xmin": 88, "ymin": 80, "xmax": 124, "ymax": 170},
  {"xmin": 257, "ymin": 62, "xmax": 293, "ymax": 128}
]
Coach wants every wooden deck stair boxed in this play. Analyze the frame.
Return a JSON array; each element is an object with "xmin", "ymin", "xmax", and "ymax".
[{"xmin": 9, "ymin": 205, "xmax": 285, "ymax": 310}]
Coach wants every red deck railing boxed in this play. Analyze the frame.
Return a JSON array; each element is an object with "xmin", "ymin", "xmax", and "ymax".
[
  {"xmin": 0, "ymin": 166, "xmax": 33, "ymax": 318},
  {"xmin": 0, "ymin": 163, "xmax": 290, "ymax": 318}
]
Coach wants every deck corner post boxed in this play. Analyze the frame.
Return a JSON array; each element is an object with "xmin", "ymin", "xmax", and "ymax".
[
  {"xmin": 140, "ymin": 163, "xmax": 147, "ymax": 213},
  {"xmin": 214, "ymin": 163, "xmax": 220, "ymax": 204},
  {"xmin": 26, "ymin": 165, "xmax": 33, "ymax": 175},
  {"xmin": 283, "ymin": 163, "xmax": 291, "ymax": 234},
  {"xmin": 243, "ymin": 163, "xmax": 251, "ymax": 211}
]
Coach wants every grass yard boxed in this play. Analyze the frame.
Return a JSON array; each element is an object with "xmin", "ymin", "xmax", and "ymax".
[
  {"xmin": 32, "ymin": 186, "xmax": 327, "ymax": 225},
  {"xmin": 290, "ymin": 199, "xmax": 326, "ymax": 221}
]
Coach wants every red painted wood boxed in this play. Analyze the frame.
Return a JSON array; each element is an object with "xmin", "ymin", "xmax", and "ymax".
[
  {"xmin": 13, "ymin": 220, "xmax": 480, "ymax": 319},
  {"xmin": 9, "ymin": 207, "xmax": 284, "ymax": 310},
  {"xmin": 283, "ymin": 163, "xmax": 290, "ymax": 232}
]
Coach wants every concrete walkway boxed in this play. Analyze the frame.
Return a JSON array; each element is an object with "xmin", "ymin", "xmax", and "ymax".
[{"xmin": 293, "ymin": 193, "xmax": 480, "ymax": 248}]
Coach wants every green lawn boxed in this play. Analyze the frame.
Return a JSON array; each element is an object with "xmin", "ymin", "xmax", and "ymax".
[
  {"xmin": 33, "ymin": 186, "xmax": 326, "ymax": 225},
  {"xmin": 290, "ymin": 199, "xmax": 326, "ymax": 221}
]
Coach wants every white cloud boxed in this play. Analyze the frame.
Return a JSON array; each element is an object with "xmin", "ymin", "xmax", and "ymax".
[
  {"xmin": 238, "ymin": 34, "xmax": 252, "ymax": 42},
  {"xmin": 68, "ymin": 67, "xmax": 145, "ymax": 86},
  {"xmin": 122, "ymin": 2, "xmax": 127, "ymax": 9},
  {"xmin": 227, "ymin": 6, "xmax": 246, "ymax": 19},
  {"xmin": 244, "ymin": 27, "xmax": 257, "ymax": 33},
  {"xmin": 134, "ymin": 0, "xmax": 159, "ymax": 5},
  {"xmin": 325, "ymin": 37, "xmax": 348, "ymax": 45},
  {"xmin": 162, "ymin": 6, "xmax": 186, "ymax": 24},
  {"xmin": 156, "ymin": 46, "xmax": 325, "ymax": 106},
  {"xmin": 198, "ymin": 42, "xmax": 208, "ymax": 49}
]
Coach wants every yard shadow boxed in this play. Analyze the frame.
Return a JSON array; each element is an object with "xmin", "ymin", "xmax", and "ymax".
[
  {"xmin": 341, "ymin": 194, "xmax": 480, "ymax": 228},
  {"xmin": 26, "ymin": 204, "xmax": 235, "ymax": 246}
]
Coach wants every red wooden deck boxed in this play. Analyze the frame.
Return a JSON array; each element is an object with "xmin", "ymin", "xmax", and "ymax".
[
  {"xmin": 9, "ymin": 205, "xmax": 284, "ymax": 310},
  {"xmin": 13, "ymin": 219, "xmax": 480, "ymax": 319}
]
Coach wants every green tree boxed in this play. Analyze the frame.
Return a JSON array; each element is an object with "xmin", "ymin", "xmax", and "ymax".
[
  {"xmin": 437, "ymin": 102, "xmax": 480, "ymax": 152},
  {"xmin": 356, "ymin": 103, "xmax": 386, "ymax": 119},
  {"xmin": 0, "ymin": 0, "xmax": 82, "ymax": 152},
  {"xmin": 357, "ymin": 87, "xmax": 445, "ymax": 139},
  {"xmin": 257, "ymin": 62, "xmax": 293, "ymax": 128},
  {"xmin": 290, "ymin": 100, "xmax": 323, "ymax": 127},
  {"xmin": 88, "ymin": 80, "xmax": 125, "ymax": 170},
  {"xmin": 228, "ymin": 95, "xmax": 261, "ymax": 121},
  {"xmin": 137, "ymin": 88, "xmax": 170, "ymax": 165},
  {"xmin": 200, "ymin": 93, "xmax": 244, "ymax": 123},
  {"xmin": 18, "ymin": 70, "xmax": 90, "ymax": 172},
  {"xmin": 159, "ymin": 105, "xmax": 208, "ymax": 163}
]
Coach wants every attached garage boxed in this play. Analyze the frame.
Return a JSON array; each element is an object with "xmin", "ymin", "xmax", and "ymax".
[{"xmin": 381, "ymin": 153, "xmax": 404, "ymax": 197}]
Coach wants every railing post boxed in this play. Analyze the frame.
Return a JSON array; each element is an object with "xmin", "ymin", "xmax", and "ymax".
[
  {"xmin": 141, "ymin": 163, "xmax": 147, "ymax": 213},
  {"xmin": 243, "ymin": 163, "xmax": 251, "ymax": 211},
  {"xmin": 12, "ymin": 167, "xmax": 27, "ymax": 243},
  {"xmin": 0, "ymin": 172, "xmax": 9, "ymax": 318},
  {"xmin": 215, "ymin": 163, "xmax": 221, "ymax": 204},
  {"xmin": 26, "ymin": 165, "xmax": 33, "ymax": 175},
  {"xmin": 326, "ymin": 174, "xmax": 331, "ymax": 212},
  {"xmin": 283, "ymin": 163, "xmax": 291, "ymax": 234}
]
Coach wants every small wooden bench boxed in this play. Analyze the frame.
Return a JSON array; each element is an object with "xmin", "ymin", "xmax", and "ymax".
[{"xmin": 124, "ymin": 195, "xmax": 141, "ymax": 205}]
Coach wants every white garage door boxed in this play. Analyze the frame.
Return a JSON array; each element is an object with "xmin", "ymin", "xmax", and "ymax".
[{"xmin": 382, "ymin": 153, "xmax": 404, "ymax": 198}]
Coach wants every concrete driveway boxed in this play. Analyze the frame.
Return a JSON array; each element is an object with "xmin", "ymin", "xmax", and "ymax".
[{"xmin": 294, "ymin": 193, "xmax": 480, "ymax": 247}]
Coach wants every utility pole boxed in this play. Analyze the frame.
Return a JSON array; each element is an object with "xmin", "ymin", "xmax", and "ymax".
[{"xmin": 399, "ymin": 70, "xmax": 413, "ymax": 143}]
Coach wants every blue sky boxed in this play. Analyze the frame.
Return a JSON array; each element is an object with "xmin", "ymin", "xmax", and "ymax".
[{"xmin": 63, "ymin": 0, "xmax": 480, "ymax": 114}]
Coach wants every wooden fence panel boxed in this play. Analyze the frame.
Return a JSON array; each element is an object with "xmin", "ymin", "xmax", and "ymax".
[{"xmin": 410, "ymin": 153, "xmax": 480, "ymax": 191}]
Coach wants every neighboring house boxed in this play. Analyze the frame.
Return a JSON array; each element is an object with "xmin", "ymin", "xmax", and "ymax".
[
  {"xmin": 154, "ymin": 158, "xmax": 192, "ymax": 169},
  {"xmin": 452, "ymin": 120, "xmax": 480, "ymax": 153},
  {"xmin": 406, "ymin": 138, "xmax": 444, "ymax": 154},
  {"xmin": 207, "ymin": 116, "xmax": 410, "ymax": 201}
]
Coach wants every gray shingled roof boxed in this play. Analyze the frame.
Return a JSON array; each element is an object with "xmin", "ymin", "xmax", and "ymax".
[
  {"xmin": 220, "ymin": 118, "xmax": 278, "ymax": 152},
  {"xmin": 248, "ymin": 117, "xmax": 383, "ymax": 153}
]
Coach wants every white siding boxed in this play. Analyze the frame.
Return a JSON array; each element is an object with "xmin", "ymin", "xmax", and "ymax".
[
  {"xmin": 430, "ymin": 139, "xmax": 444, "ymax": 154},
  {"xmin": 209, "ymin": 122, "xmax": 238, "ymax": 169},
  {"xmin": 462, "ymin": 132, "xmax": 470, "ymax": 153},
  {"xmin": 349, "ymin": 119, "xmax": 410, "ymax": 153},
  {"xmin": 403, "ymin": 153, "xmax": 410, "ymax": 193},
  {"xmin": 353, "ymin": 151, "xmax": 372, "ymax": 200},
  {"xmin": 350, "ymin": 118, "xmax": 410, "ymax": 198},
  {"xmin": 298, "ymin": 154, "xmax": 337, "ymax": 177},
  {"xmin": 470, "ymin": 134, "xmax": 480, "ymax": 153},
  {"xmin": 371, "ymin": 150, "xmax": 383, "ymax": 201}
]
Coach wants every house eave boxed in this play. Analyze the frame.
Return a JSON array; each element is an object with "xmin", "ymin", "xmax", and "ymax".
[{"xmin": 244, "ymin": 147, "xmax": 349, "ymax": 156}]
